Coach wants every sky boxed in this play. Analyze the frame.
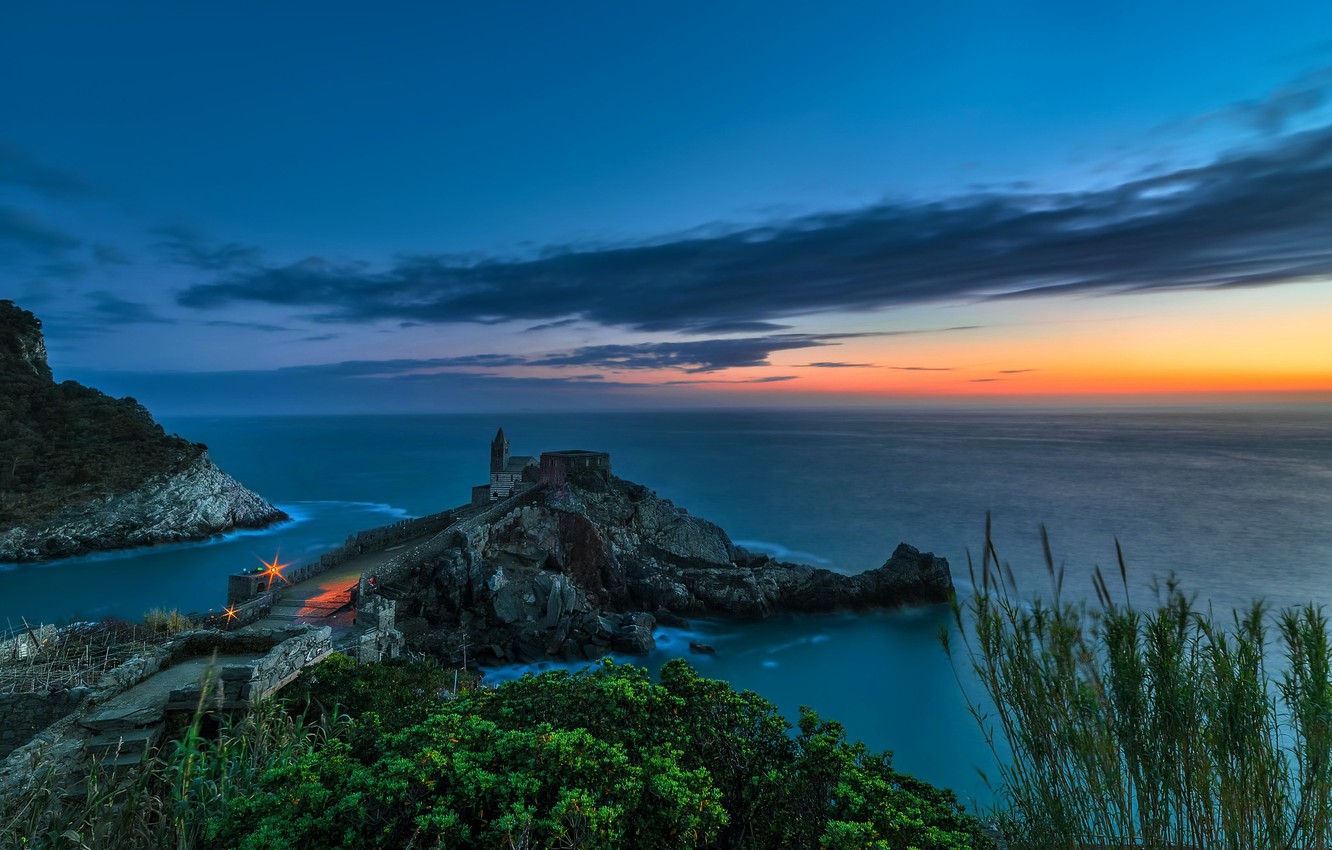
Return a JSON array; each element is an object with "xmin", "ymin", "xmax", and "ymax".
[{"xmin": 3, "ymin": 2, "xmax": 1331, "ymax": 413}]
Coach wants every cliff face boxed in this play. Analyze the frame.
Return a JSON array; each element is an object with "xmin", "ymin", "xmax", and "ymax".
[
  {"xmin": 388, "ymin": 471, "xmax": 954, "ymax": 665},
  {"xmin": 0, "ymin": 300, "xmax": 288, "ymax": 562}
]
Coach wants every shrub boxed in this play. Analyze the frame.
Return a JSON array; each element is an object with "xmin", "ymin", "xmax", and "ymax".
[
  {"xmin": 2, "ymin": 657, "xmax": 991, "ymax": 849},
  {"xmin": 142, "ymin": 608, "xmax": 197, "ymax": 635},
  {"xmin": 210, "ymin": 659, "xmax": 993, "ymax": 850}
]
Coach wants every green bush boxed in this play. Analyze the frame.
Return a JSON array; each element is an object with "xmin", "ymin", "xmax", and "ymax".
[
  {"xmin": 944, "ymin": 524, "xmax": 1332, "ymax": 849},
  {"xmin": 2, "ymin": 656, "xmax": 990, "ymax": 849},
  {"xmin": 209, "ymin": 659, "xmax": 993, "ymax": 850}
]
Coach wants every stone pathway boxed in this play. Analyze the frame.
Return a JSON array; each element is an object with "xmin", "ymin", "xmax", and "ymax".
[
  {"xmin": 253, "ymin": 537, "xmax": 429, "ymax": 629},
  {"xmin": 80, "ymin": 653, "xmax": 259, "ymax": 771}
]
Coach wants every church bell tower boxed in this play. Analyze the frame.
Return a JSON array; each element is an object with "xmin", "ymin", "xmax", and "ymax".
[{"xmin": 490, "ymin": 427, "xmax": 509, "ymax": 474}]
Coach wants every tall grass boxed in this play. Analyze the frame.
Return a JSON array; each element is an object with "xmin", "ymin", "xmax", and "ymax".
[
  {"xmin": 141, "ymin": 609, "xmax": 197, "ymax": 636},
  {"xmin": 0, "ymin": 682, "xmax": 336, "ymax": 850},
  {"xmin": 942, "ymin": 520, "xmax": 1332, "ymax": 850}
]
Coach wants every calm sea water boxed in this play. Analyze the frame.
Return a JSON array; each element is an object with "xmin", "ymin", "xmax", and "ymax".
[{"xmin": 3, "ymin": 407, "xmax": 1330, "ymax": 805}]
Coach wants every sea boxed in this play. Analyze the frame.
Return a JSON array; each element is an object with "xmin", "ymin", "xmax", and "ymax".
[{"xmin": 3, "ymin": 406, "xmax": 1330, "ymax": 807}]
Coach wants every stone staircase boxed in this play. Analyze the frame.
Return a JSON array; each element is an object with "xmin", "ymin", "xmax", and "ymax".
[{"xmin": 83, "ymin": 724, "xmax": 164, "ymax": 774}]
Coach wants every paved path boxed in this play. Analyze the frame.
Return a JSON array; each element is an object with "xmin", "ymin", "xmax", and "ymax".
[{"xmin": 252, "ymin": 532, "xmax": 438, "ymax": 629}]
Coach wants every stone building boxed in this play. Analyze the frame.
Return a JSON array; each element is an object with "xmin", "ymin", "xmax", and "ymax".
[
  {"xmin": 485, "ymin": 427, "xmax": 537, "ymax": 501},
  {"xmin": 471, "ymin": 430, "xmax": 611, "ymax": 504},
  {"xmin": 538, "ymin": 449, "xmax": 612, "ymax": 487}
]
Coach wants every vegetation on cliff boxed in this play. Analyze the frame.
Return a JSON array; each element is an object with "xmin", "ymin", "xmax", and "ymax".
[
  {"xmin": 1, "ymin": 658, "xmax": 993, "ymax": 850},
  {"xmin": 0, "ymin": 301, "xmax": 203, "ymax": 529}
]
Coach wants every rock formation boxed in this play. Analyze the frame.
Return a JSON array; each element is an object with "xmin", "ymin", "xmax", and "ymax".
[
  {"xmin": 385, "ymin": 465, "xmax": 954, "ymax": 665},
  {"xmin": 0, "ymin": 300, "xmax": 288, "ymax": 562}
]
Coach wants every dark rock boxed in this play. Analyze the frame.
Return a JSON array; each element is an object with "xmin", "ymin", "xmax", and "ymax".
[
  {"xmin": 689, "ymin": 642, "xmax": 715, "ymax": 655},
  {"xmin": 653, "ymin": 609, "xmax": 690, "ymax": 628},
  {"xmin": 387, "ymin": 463, "xmax": 952, "ymax": 665}
]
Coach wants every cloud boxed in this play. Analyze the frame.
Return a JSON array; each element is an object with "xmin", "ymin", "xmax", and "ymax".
[
  {"xmin": 88, "ymin": 292, "xmax": 172, "ymax": 324},
  {"xmin": 969, "ymin": 378, "xmax": 1001, "ymax": 383},
  {"xmin": 205, "ymin": 319, "xmax": 290, "ymax": 332},
  {"xmin": 682, "ymin": 320, "xmax": 795, "ymax": 334},
  {"xmin": 0, "ymin": 205, "xmax": 81, "ymax": 257},
  {"xmin": 177, "ymin": 124, "xmax": 1332, "ymax": 332},
  {"xmin": 92, "ymin": 244, "xmax": 132, "ymax": 266},
  {"xmin": 151, "ymin": 224, "xmax": 261, "ymax": 271},
  {"xmin": 529, "ymin": 334, "xmax": 866, "ymax": 373},
  {"xmin": 804, "ymin": 361, "xmax": 877, "ymax": 368},
  {"xmin": 998, "ymin": 368, "xmax": 1037, "ymax": 374},
  {"xmin": 891, "ymin": 366, "xmax": 953, "ymax": 371},
  {"xmin": 1208, "ymin": 66, "xmax": 1332, "ymax": 134},
  {"xmin": 525, "ymin": 318, "xmax": 581, "ymax": 332},
  {"xmin": 0, "ymin": 142, "xmax": 91, "ymax": 199},
  {"xmin": 662, "ymin": 375, "xmax": 798, "ymax": 385}
]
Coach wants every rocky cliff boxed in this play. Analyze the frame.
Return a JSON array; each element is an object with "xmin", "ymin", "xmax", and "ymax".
[
  {"xmin": 0, "ymin": 300, "xmax": 288, "ymax": 562},
  {"xmin": 385, "ymin": 467, "xmax": 954, "ymax": 665}
]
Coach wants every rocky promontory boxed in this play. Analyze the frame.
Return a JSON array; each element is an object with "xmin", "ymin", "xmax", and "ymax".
[
  {"xmin": 0, "ymin": 301, "xmax": 288, "ymax": 562},
  {"xmin": 383, "ymin": 465, "xmax": 954, "ymax": 664}
]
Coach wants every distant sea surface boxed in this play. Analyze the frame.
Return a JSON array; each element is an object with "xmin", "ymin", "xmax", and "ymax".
[{"xmin": 3, "ymin": 407, "xmax": 1330, "ymax": 805}]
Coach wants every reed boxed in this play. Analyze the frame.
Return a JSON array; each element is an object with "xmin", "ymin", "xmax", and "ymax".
[
  {"xmin": 942, "ymin": 518, "xmax": 1332, "ymax": 850},
  {"xmin": 0, "ymin": 678, "xmax": 334, "ymax": 850}
]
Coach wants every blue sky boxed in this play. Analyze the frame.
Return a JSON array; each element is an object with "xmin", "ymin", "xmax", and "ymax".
[{"xmin": 3, "ymin": 2, "xmax": 1331, "ymax": 412}]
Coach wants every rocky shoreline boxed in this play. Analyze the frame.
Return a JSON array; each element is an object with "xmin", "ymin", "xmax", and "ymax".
[
  {"xmin": 382, "ymin": 465, "xmax": 954, "ymax": 665},
  {"xmin": 0, "ymin": 300, "xmax": 288, "ymax": 563},
  {"xmin": 0, "ymin": 452, "xmax": 288, "ymax": 562}
]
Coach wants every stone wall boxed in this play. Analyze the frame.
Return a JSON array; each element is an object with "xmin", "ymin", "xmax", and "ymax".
[
  {"xmin": 165, "ymin": 626, "xmax": 332, "ymax": 712},
  {"xmin": 538, "ymin": 451, "xmax": 612, "ymax": 488},
  {"xmin": 350, "ymin": 597, "xmax": 402, "ymax": 663},
  {"xmin": 213, "ymin": 509, "xmax": 458, "ymax": 613},
  {"xmin": 0, "ymin": 689, "xmax": 87, "ymax": 758},
  {"xmin": 0, "ymin": 638, "xmax": 171, "ymax": 763},
  {"xmin": 447, "ymin": 487, "xmax": 548, "ymax": 562}
]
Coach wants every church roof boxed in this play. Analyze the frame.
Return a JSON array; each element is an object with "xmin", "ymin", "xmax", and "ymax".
[{"xmin": 505, "ymin": 455, "xmax": 536, "ymax": 471}]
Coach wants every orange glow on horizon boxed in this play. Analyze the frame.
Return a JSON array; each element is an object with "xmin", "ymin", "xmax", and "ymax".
[{"xmin": 639, "ymin": 283, "xmax": 1332, "ymax": 400}]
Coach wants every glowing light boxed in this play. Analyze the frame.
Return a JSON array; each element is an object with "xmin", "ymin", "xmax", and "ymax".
[
  {"xmin": 224, "ymin": 605, "xmax": 238, "ymax": 623},
  {"xmin": 257, "ymin": 550, "xmax": 293, "ymax": 587}
]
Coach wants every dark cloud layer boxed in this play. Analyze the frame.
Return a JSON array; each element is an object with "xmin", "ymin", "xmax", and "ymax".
[
  {"xmin": 0, "ymin": 142, "xmax": 91, "ymax": 199},
  {"xmin": 804, "ymin": 361, "xmax": 877, "ymax": 368},
  {"xmin": 0, "ymin": 205, "xmax": 81, "ymax": 257},
  {"xmin": 179, "ymin": 126, "xmax": 1332, "ymax": 332},
  {"xmin": 529, "ymin": 333, "xmax": 892, "ymax": 373},
  {"xmin": 152, "ymin": 224, "xmax": 261, "ymax": 271},
  {"xmin": 88, "ymin": 292, "xmax": 171, "ymax": 324}
]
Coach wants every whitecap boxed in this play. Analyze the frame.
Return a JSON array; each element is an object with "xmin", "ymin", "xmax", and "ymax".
[
  {"xmin": 289, "ymin": 500, "xmax": 413, "ymax": 519},
  {"xmin": 733, "ymin": 539, "xmax": 830, "ymax": 565}
]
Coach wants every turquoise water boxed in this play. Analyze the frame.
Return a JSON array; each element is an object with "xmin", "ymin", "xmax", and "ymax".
[{"xmin": 3, "ymin": 407, "xmax": 1330, "ymax": 806}]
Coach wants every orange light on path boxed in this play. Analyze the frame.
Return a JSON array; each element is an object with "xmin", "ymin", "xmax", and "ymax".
[
  {"xmin": 257, "ymin": 550, "xmax": 293, "ymax": 587},
  {"xmin": 223, "ymin": 605, "xmax": 238, "ymax": 623}
]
